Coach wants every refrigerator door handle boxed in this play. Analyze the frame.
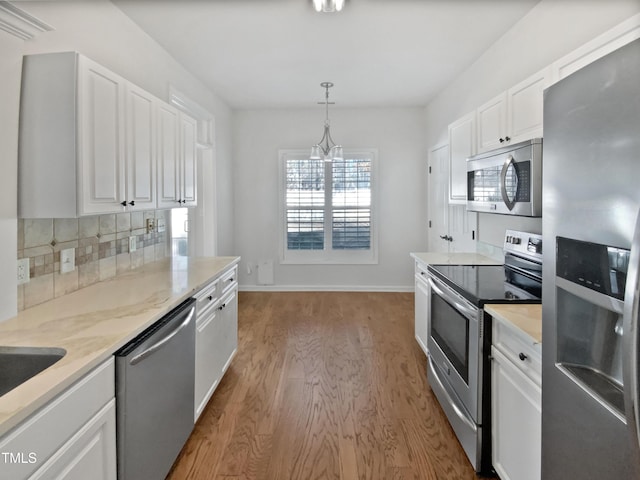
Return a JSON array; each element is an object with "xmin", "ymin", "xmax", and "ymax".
[{"xmin": 623, "ymin": 211, "xmax": 640, "ymax": 460}]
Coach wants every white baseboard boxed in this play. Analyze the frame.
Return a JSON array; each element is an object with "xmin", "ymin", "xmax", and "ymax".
[{"xmin": 239, "ymin": 284, "xmax": 414, "ymax": 293}]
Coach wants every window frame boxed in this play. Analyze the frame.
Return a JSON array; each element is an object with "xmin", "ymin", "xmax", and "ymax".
[{"xmin": 278, "ymin": 148, "xmax": 378, "ymax": 265}]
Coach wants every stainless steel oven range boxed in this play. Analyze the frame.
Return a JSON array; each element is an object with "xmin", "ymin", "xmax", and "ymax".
[{"xmin": 426, "ymin": 230, "xmax": 542, "ymax": 473}]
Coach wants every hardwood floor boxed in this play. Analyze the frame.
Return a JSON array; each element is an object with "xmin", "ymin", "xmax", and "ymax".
[{"xmin": 169, "ymin": 291, "xmax": 489, "ymax": 480}]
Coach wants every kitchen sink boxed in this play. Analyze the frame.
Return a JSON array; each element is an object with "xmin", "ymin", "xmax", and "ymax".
[{"xmin": 0, "ymin": 346, "xmax": 66, "ymax": 397}]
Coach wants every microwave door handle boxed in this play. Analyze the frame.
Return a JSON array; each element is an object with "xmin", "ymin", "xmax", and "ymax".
[
  {"xmin": 500, "ymin": 154, "xmax": 517, "ymax": 211},
  {"xmin": 623, "ymin": 211, "xmax": 640, "ymax": 462}
]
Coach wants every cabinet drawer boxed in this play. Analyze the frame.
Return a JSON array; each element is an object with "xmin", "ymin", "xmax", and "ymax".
[
  {"xmin": 0, "ymin": 358, "xmax": 114, "ymax": 479},
  {"xmin": 194, "ymin": 279, "xmax": 219, "ymax": 316},
  {"xmin": 415, "ymin": 261, "xmax": 428, "ymax": 278},
  {"xmin": 492, "ymin": 317, "xmax": 541, "ymax": 386},
  {"xmin": 220, "ymin": 265, "xmax": 238, "ymax": 295}
]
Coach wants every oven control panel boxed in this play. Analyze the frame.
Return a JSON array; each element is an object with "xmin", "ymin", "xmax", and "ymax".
[{"xmin": 504, "ymin": 230, "xmax": 543, "ymax": 261}]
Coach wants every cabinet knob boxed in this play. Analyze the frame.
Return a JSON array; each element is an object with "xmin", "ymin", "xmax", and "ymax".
[
  {"xmin": 120, "ymin": 201, "xmax": 127, "ymax": 207},
  {"xmin": 207, "ymin": 295, "xmax": 213, "ymax": 301},
  {"xmin": 499, "ymin": 137, "xmax": 505, "ymax": 143},
  {"xmin": 505, "ymin": 136, "xmax": 511, "ymax": 142},
  {"xmin": 518, "ymin": 352, "xmax": 528, "ymax": 361},
  {"xmin": 181, "ymin": 199, "xmax": 187, "ymax": 204},
  {"xmin": 177, "ymin": 199, "xmax": 182, "ymax": 204},
  {"xmin": 128, "ymin": 201, "xmax": 135, "ymax": 206}
]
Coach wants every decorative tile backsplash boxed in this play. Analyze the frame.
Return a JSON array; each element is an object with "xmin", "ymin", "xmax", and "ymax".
[{"xmin": 17, "ymin": 210, "xmax": 172, "ymax": 310}]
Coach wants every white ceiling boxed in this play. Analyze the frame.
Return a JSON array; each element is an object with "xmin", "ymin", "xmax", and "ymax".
[{"xmin": 113, "ymin": 0, "xmax": 540, "ymax": 109}]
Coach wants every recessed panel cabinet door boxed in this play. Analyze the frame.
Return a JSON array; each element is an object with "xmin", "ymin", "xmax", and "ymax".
[
  {"xmin": 157, "ymin": 104, "xmax": 181, "ymax": 208},
  {"xmin": 125, "ymin": 85, "xmax": 156, "ymax": 210},
  {"xmin": 180, "ymin": 113, "xmax": 197, "ymax": 206},
  {"xmin": 78, "ymin": 57, "xmax": 126, "ymax": 215}
]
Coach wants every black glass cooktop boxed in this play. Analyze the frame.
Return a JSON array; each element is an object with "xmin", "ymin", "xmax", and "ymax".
[{"xmin": 427, "ymin": 264, "xmax": 541, "ymax": 306}]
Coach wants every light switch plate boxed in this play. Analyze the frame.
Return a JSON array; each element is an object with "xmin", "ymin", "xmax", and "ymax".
[
  {"xmin": 129, "ymin": 236, "xmax": 136, "ymax": 252},
  {"xmin": 60, "ymin": 248, "xmax": 75, "ymax": 274},
  {"xmin": 17, "ymin": 258, "xmax": 30, "ymax": 285}
]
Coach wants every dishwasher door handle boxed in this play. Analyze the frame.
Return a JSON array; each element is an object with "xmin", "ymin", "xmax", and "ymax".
[{"xmin": 130, "ymin": 306, "xmax": 195, "ymax": 366}]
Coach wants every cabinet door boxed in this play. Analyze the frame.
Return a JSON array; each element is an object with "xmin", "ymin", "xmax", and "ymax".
[
  {"xmin": 29, "ymin": 400, "xmax": 117, "ymax": 480},
  {"xmin": 77, "ymin": 56, "xmax": 126, "ymax": 215},
  {"xmin": 476, "ymin": 92, "xmax": 507, "ymax": 153},
  {"xmin": 180, "ymin": 113, "xmax": 198, "ymax": 207},
  {"xmin": 428, "ymin": 143, "xmax": 450, "ymax": 252},
  {"xmin": 414, "ymin": 273, "xmax": 430, "ymax": 356},
  {"xmin": 125, "ymin": 84, "xmax": 156, "ymax": 211},
  {"xmin": 448, "ymin": 112, "xmax": 475, "ymax": 204},
  {"xmin": 506, "ymin": 67, "xmax": 550, "ymax": 144},
  {"xmin": 492, "ymin": 347, "xmax": 541, "ymax": 480},
  {"xmin": 219, "ymin": 287, "xmax": 238, "ymax": 374},
  {"xmin": 195, "ymin": 307, "xmax": 223, "ymax": 421},
  {"xmin": 157, "ymin": 104, "xmax": 181, "ymax": 208},
  {"xmin": 125, "ymin": 85, "xmax": 156, "ymax": 210}
]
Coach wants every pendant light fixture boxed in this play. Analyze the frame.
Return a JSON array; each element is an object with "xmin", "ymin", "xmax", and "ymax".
[
  {"xmin": 313, "ymin": 0, "xmax": 345, "ymax": 13},
  {"xmin": 310, "ymin": 82, "xmax": 343, "ymax": 162}
]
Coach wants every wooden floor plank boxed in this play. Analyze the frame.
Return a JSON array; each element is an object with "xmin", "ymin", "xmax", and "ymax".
[{"xmin": 168, "ymin": 291, "xmax": 493, "ymax": 480}]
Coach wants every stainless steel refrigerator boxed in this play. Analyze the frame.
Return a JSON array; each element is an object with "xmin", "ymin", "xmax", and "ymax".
[{"xmin": 542, "ymin": 37, "xmax": 640, "ymax": 478}]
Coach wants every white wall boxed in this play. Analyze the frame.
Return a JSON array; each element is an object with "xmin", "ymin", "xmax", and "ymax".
[
  {"xmin": 233, "ymin": 107, "xmax": 426, "ymax": 290},
  {"xmin": 0, "ymin": 32, "xmax": 24, "ymax": 321},
  {"xmin": 0, "ymin": 0, "xmax": 234, "ymax": 321},
  {"xmin": 424, "ymin": 0, "xmax": 640, "ymax": 248}
]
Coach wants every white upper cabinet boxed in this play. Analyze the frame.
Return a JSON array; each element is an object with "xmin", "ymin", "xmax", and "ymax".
[
  {"xmin": 19, "ymin": 52, "xmax": 196, "ymax": 218},
  {"xmin": 124, "ymin": 83, "xmax": 157, "ymax": 211},
  {"xmin": 476, "ymin": 92, "xmax": 507, "ymax": 153},
  {"xmin": 180, "ymin": 113, "xmax": 198, "ymax": 207},
  {"xmin": 157, "ymin": 104, "xmax": 181, "ymax": 209},
  {"xmin": 77, "ymin": 56, "xmax": 127, "ymax": 215},
  {"xmin": 448, "ymin": 111, "xmax": 476, "ymax": 204},
  {"xmin": 476, "ymin": 67, "xmax": 551, "ymax": 154},
  {"xmin": 506, "ymin": 66, "xmax": 550, "ymax": 144},
  {"xmin": 157, "ymin": 104, "xmax": 197, "ymax": 209}
]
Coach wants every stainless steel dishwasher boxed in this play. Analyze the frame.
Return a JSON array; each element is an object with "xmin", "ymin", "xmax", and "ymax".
[{"xmin": 115, "ymin": 297, "xmax": 196, "ymax": 480}]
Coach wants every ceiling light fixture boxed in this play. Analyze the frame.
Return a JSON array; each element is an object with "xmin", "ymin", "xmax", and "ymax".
[
  {"xmin": 310, "ymin": 82, "xmax": 343, "ymax": 162},
  {"xmin": 313, "ymin": 0, "xmax": 345, "ymax": 13}
]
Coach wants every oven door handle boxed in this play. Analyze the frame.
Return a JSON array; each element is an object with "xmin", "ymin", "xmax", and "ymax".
[
  {"xmin": 428, "ymin": 355, "xmax": 477, "ymax": 432},
  {"xmin": 428, "ymin": 276, "xmax": 477, "ymax": 321}
]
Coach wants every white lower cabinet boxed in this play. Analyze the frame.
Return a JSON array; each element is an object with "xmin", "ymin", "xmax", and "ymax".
[
  {"xmin": 414, "ymin": 262, "xmax": 430, "ymax": 356},
  {"xmin": 0, "ymin": 359, "xmax": 116, "ymax": 480},
  {"xmin": 491, "ymin": 317, "xmax": 541, "ymax": 480},
  {"xmin": 194, "ymin": 265, "xmax": 238, "ymax": 421}
]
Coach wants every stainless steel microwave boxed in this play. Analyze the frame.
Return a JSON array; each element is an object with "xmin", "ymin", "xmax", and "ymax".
[{"xmin": 466, "ymin": 138, "xmax": 542, "ymax": 217}]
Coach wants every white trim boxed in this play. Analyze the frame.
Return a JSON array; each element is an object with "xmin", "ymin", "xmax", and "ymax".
[
  {"xmin": 239, "ymin": 284, "xmax": 414, "ymax": 293},
  {"xmin": 0, "ymin": 1, "xmax": 53, "ymax": 40},
  {"xmin": 169, "ymin": 85, "xmax": 214, "ymax": 148}
]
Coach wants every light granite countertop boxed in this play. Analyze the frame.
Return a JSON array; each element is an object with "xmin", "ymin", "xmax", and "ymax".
[
  {"xmin": 484, "ymin": 303, "xmax": 542, "ymax": 344},
  {"xmin": 410, "ymin": 252, "xmax": 502, "ymax": 266},
  {"xmin": 0, "ymin": 256, "xmax": 240, "ymax": 437}
]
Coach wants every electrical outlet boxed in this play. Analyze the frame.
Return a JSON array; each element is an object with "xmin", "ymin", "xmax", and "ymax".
[
  {"xmin": 157, "ymin": 218, "xmax": 166, "ymax": 233},
  {"xmin": 129, "ymin": 236, "xmax": 136, "ymax": 252},
  {"xmin": 17, "ymin": 258, "xmax": 30, "ymax": 285},
  {"xmin": 146, "ymin": 218, "xmax": 155, "ymax": 233},
  {"xmin": 60, "ymin": 248, "xmax": 75, "ymax": 274}
]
